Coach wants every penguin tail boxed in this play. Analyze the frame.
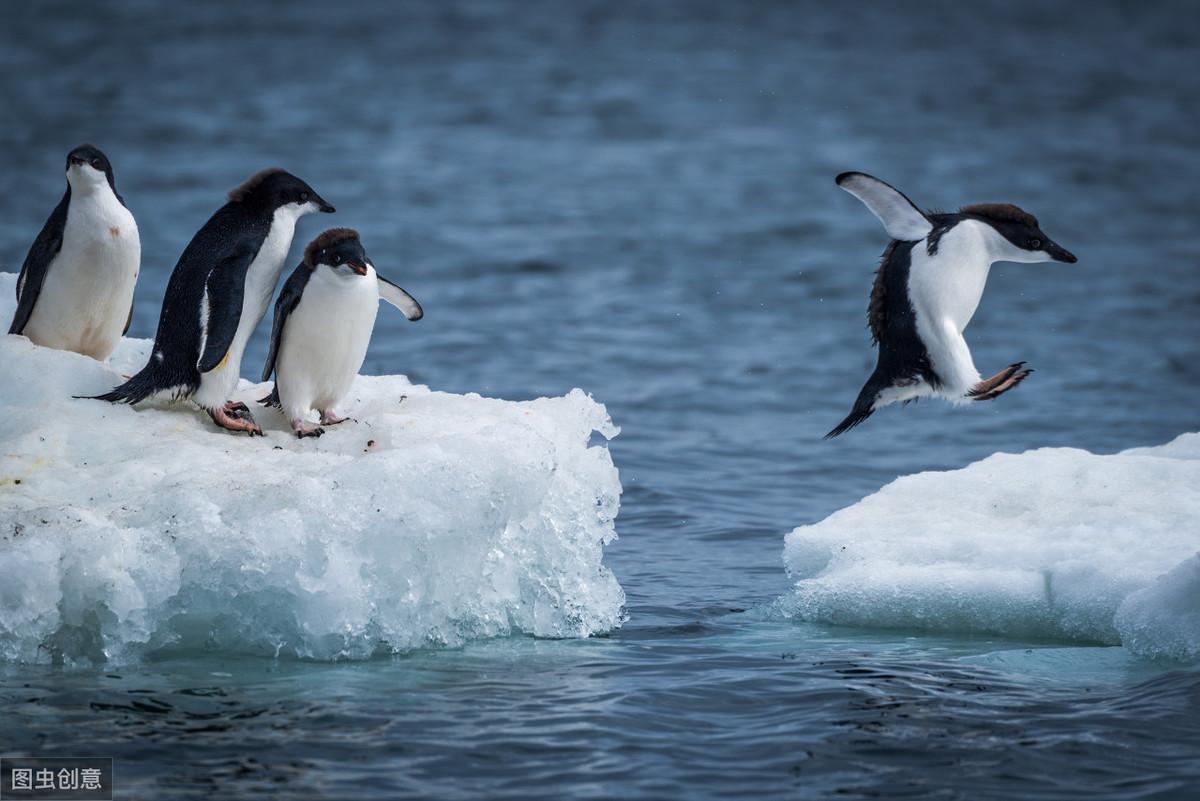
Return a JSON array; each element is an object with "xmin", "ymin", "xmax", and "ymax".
[
  {"xmin": 257, "ymin": 385, "xmax": 281, "ymax": 409},
  {"xmin": 81, "ymin": 358, "xmax": 191, "ymax": 406},
  {"xmin": 824, "ymin": 403, "xmax": 875, "ymax": 439},
  {"xmin": 824, "ymin": 378, "xmax": 881, "ymax": 439}
]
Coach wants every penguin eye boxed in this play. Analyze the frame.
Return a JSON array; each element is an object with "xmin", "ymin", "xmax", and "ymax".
[
  {"xmin": 1029, "ymin": 238, "xmax": 1042, "ymax": 249},
  {"xmin": 332, "ymin": 254, "xmax": 342, "ymax": 264},
  {"xmin": 299, "ymin": 191, "xmax": 310, "ymax": 203},
  {"xmin": 90, "ymin": 158, "xmax": 101, "ymax": 169}
]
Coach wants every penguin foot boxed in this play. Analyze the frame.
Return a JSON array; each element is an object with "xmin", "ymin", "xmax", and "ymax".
[
  {"xmin": 319, "ymin": 411, "xmax": 351, "ymax": 426},
  {"xmin": 209, "ymin": 405, "xmax": 264, "ymax": 436},
  {"xmin": 968, "ymin": 362, "xmax": 1033, "ymax": 401},
  {"xmin": 292, "ymin": 420, "xmax": 325, "ymax": 438}
]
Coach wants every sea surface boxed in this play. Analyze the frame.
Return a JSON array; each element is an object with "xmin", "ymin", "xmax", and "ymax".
[{"xmin": 1, "ymin": 1, "xmax": 1198, "ymax": 799}]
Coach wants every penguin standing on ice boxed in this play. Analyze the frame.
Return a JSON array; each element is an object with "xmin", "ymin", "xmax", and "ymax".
[
  {"xmin": 826, "ymin": 172, "xmax": 1077, "ymax": 439},
  {"xmin": 8, "ymin": 144, "xmax": 140, "ymax": 360},
  {"xmin": 258, "ymin": 228, "xmax": 422, "ymax": 438},
  {"xmin": 92, "ymin": 168, "xmax": 334, "ymax": 435}
]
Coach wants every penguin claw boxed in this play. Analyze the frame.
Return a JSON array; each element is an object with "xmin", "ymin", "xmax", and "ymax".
[
  {"xmin": 967, "ymin": 362, "xmax": 1025, "ymax": 398},
  {"xmin": 968, "ymin": 363, "xmax": 1033, "ymax": 402},
  {"xmin": 291, "ymin": 420, "xmax": 325, "ymax": 438}
]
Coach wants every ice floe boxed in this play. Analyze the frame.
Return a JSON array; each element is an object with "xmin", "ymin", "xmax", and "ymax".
[
  {"xmin": 0, "ymin": 273, "xmax": 624, "ymax": 664},
  {"xmin": 780, "ymin": 434, "xmax": 1200, "ymax": 661}
]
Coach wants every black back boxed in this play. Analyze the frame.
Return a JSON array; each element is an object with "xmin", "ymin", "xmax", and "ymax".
[
  {"xmin": 151, "ymin": 202, "xmax": 273, "ymax": 375},
  {"xmin": 90, "ymin": 200, "xmax": 274, "ymax": 404},
  {"xmin": 826, "ymin": 241, "xmax": 940, "ymax": 438}
]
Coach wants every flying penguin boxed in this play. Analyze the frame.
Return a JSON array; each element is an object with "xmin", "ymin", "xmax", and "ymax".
[
  {"xmin": 91, "ymin": 168, "xmax": 334, "ymax": 435},
  {"xmin": 826, "ymin": 171, "xmax": 1077, "ymax": 439},
  {"xmin": 8, "ymin": 144, "xmax": 140, "ymax": 360},
  {"xmin": 258, "ymin": 228, "xmax": 423, "ymax": 438}
]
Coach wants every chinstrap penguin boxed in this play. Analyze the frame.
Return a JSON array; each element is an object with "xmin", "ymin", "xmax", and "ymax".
[
  {"xmin": 91, "ymin": 168, "xmax": 334, "ymax": 435},
  {"xmin": 826, "ymin": 171, "xmax": 1077, "ymax": 439},
  {"xmin": 8, "ymin": 144, "xmax": 140, "ymax": 360},
  {"xmin": 259, "ymin": 228, "xmax": 422, "ymax": 438}
]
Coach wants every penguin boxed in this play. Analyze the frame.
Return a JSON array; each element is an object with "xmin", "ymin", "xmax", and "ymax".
[
  {"xmin": 8, "ymin": 144, "xmax": 140, "ymax": 360},
  {"xmin": 825, "ymin": 171, "xmax": 1077, "ymax": 439},
  {"xmin": 92, "ymin": 168, "xmax": 334, "ymax": 435},
  {"xmin": 258, "ymin": 228, "xmax": 422, "ymax": 438}
]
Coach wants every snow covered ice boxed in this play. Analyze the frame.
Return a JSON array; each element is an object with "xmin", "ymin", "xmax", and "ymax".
[
  {"xmin": 0, "ymin": 273, "xmax": 624, "ymax": 664},
  {"xmin": 779, "ymin": 433, "xmax": 1200, "ymax": 661}
]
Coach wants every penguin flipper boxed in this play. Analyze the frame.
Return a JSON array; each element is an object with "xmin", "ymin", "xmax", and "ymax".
[
  {"xmin": 8, "ymin": 191, "xmax": 69, "ymax": 335},
  {"xmin": 836, "ymin": 172, "xmax": 932, "ymax": 242},
  {"xmin": 197, "ymin": 248, "xmax": 256, "ymax": 374},
  {"xmin": 261, "ymin": 263, "xmax": 311, "ymax": 382},
  {"xmin": 378, "ymin": 274, "xmax": 423, "ymax": 321}
]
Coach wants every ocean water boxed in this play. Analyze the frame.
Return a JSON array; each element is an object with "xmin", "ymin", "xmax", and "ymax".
[{"xmin": 1, "ymin": 1, "xmax": 1199, "ymax": 799}]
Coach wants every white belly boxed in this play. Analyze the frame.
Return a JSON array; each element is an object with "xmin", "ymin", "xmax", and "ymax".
[
  {"xmin": 276, "ymin": 267, "xmax": 379, "ymax": 421},
  {"xmin": 23, "ymin": 190, "xmax": 140, "ymax": 360},
  {"xmin": 908, "ymin": 221, "xmax": 993, "ymax": 334},
  {"xmin": 908, "ymin": 221, "xmax": 993, "ymax": 397},
  {"xmin": 193, "ymin": 208, "xmax": 302, "ymax": 410}
]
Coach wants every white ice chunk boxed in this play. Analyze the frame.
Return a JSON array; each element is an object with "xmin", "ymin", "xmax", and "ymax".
[
  {"xmin": 1115, "ymin": 553, "xmax": 1200, "ymax": 662},
  {"xmin": 780, "ymin": 435, "xmax": 1200, "ymax": 660},
  {"xmin": 0, "ymin": 273, "xmax": 624, "ymax": 664}
]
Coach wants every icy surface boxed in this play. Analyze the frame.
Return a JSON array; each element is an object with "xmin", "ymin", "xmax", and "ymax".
[
  {"xmin": 0, "ymin": 274, "xmax": 624, "ymax": 664},
  {"xmin": 780, "ymin": 434, "xmax": 1200, "ymax": 660}
]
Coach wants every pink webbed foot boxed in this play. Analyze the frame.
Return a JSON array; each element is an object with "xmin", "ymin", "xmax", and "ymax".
[
  {"xmin": 209, "ymin": 403, "xmax": 264, "ymax": 436},
  {"xmin": 967, "ymin": 362, "xmax": 1033, "ymax": 402},
  {"xmin": 319, "ymin": 410, "xmax": 351, "ymax": 426},
  {"xmin": 291, "ymin": 419, "xmax": 325, "ymax": 439}
]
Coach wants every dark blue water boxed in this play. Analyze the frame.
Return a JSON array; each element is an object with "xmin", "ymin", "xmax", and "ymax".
[{"xmin": 2, "ymin": 1, "xmax": 1198, "ymax": 798}]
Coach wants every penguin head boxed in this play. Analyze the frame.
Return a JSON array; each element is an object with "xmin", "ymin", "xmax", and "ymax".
[
  {"xmin": 961, "ymin": 203, "xmax": 1077, "ymax": 265},
  {"xmin": 227, "ymin": 168, "xmax": 336, "ymax": 216},
  {"xmin": 65, "ymin": 144, "xmax": 116, "ymax": 192},
  {"xmin": 305, "ymin": 228, "xmax": 373, "ymax": 278}
]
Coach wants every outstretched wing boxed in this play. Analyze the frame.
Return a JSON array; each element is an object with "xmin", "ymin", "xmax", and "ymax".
[
  {"xmin": 196, "ymin": 246, "xmax": 256, "ymax": 373},
  {"xmin": 377, "ymin": 273, "xmax": 423, "ymax": 321},
  {"xmin": 261, "ymin": 263, "xmax": 311, "ymax": 381},
  {"xmin": 8, "ymin": 190, "xmax": 69, "ymax": 335},
  {"xmin": 836, "ymin": 172, "xmax": 932, "ymax": 241}
]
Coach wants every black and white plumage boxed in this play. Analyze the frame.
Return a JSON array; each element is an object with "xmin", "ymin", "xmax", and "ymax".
[
  {"xmin": 8, "ymin": 144, "xmax": 140, "ymax": 360},
  {"xmin": 259, "ymin": 228, "xmax": 422, "ymax": 438},
  {"xmin": 826, "ymin": 172, "xmax": 1078, "ymax": 439},
  {"xmin": 92, "ymin": 168, "xmax": 334, "ymax": 435}
]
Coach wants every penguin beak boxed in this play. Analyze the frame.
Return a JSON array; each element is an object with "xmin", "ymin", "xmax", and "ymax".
[
  {"xmin": 347, "ymin": 261, "xmax": 369, "ymax": 276},
  {"xmin": 316, "ymin": 197, "xmax": 336, "ymax": 214},
  {"xmin": 1045, "ymin": 241, "xmax": 1077, "ymax": 264}
]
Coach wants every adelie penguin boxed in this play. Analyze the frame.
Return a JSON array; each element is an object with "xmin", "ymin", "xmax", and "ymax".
[
  {"xmin": 8, "ymin": 144, "xmax": 140, "ymax": 360},
  {"xmin": 825, "ymin": 172, "xmax": 1077, "ymax": 439},
  {"xmin": 92, "ymin": 168, "xmax": 334, "ymax": 435},
  {"xmin": 259, "ymin": 228, "xmax": 422, "ymax": 438}
]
